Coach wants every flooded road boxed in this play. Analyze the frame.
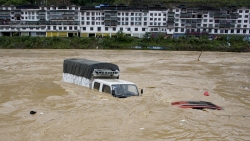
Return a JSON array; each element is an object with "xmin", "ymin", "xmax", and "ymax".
[{"xmin": 0, "ymin": 49, "xmax": 249, "ymax": 141}]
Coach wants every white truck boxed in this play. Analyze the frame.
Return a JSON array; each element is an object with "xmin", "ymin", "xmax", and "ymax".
[{"xmin": 63, "ymin": 58, "xmax": 143, "ymax": 98}]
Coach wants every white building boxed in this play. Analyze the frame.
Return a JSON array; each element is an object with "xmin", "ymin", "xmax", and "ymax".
[{"xmin": 0, "ymin": 4, "xmax": 249, "ymax": 37}]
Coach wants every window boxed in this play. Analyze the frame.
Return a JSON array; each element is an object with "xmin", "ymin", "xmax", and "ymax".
[
  {"xmin": 203, "ymin": 19, "xmax": 207, "ymax": 22},
  {"xmin": 69, "ymin": 26, "xmax": 72, "ymax": 30},
  {"xmin": 243, "ymin": 30, "xmax": 246, "ymax": 33},
  {"xmin": 181, "ymin": 28, "xmax": 184, "ymax": 32},
  {"xmin": 64, "ymin": 27, "xmax": 67, "ymax": 30},
  {"xmin": 231, "ymin": 29, "xmax": 234, "ymax": 33},
  {"xmin": 150, "ymin": 13, "xmax": 153, "ymax": 16},
  {"xmin": 245, "ymin": 10, "xmax": 249, "ymax": 13},
  {"xmin": 127, "ymin": 28, "xmax": 130, "ymax": 31},
  {"xmin": 93, "ymin": 82, "xmax": 100, "ymax": 90},
  {"xmin": 97, "ymin": 27, "xmax": 101, "ymax": 31},
  {"xmin": 245, "ymin": 15, "xmax": 248, "ymax": 18},
  {"xmin": 59, "ymin": 27, "xmax": 62, "ymax": 30},
  {"xmin": 82, "ymin": 27, "xmax": 86, "ymax": 30},
  {"xmin": 144, "ymin": 22, "xmax": 147, "ymax": 26},
  {"xmin": 120, "ymin": 27, "xmax": 123, "ymax": 31},
  {"xmin": 142, "ymin": 28, "xmax": 145, "ymax": 31},
  {"xmin": 237, "ymin": 29, "xmax": 240, "ymax": 33},
  {"xmin": 113, "ymin": 27, "xmax": 116, "ymax": 31},
  {"xmin": 238, "ymin": 20, "xmax": 241, "ymax": 23},
  {"xmin": 105, "ymin": 27, "xmax": 108, "ymax": 31},
  {"xmin": 214, "ymin": 29, "xmax": 217, "ymax": 33},
  {"xmin": 135, "ymin": 28, "xmax": 138, "ymax": 31},
  {"xmin": 90, "ymin": 27, "xmax": 93, "ymax": 31},
  {"xmin": 175, "ymin": 28, "xmax": 178, "ymax": 32},
  {"xmin": 239, "ymin": 10, "xmax": 242, "ymax": 13},
  {"xmin": 209, "ymin": 19, "xmax": 213, "ymax": 22},
  {"xmin": 47, "ymin": 26, "xmax": 50, "ymax": 30},
  {"xmin": 102, "ymin": 85, "xmax": 111, "ymax": 94}
]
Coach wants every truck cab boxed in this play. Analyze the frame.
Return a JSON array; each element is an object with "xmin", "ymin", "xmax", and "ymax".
[
  {"xmin": 92, "ymin": 79, "xmax": 142, "ymax": 98},
  {"xmin": 63, "ymin": 58, "xmax": 142, "ymax": 98}
]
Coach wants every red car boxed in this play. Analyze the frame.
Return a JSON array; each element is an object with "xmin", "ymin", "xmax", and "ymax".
[{"xmin": 171, "ymin": 101, "xmax": 222, "ymax": 110}]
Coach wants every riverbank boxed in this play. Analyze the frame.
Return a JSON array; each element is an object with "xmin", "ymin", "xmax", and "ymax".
[{"xmin": 0, "ymin": 36, "xmax": 249, "ymax": 52}]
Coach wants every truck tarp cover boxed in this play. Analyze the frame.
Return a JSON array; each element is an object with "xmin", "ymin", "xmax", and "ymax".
[{"xmin": 63, "ymin": 58, "xmax": 119, "ymax": 79}]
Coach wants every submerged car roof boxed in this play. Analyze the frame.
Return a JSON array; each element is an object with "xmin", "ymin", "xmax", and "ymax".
[{"xmin": 93, "ymin": 79, "xmax": 136, "ymax": 85}]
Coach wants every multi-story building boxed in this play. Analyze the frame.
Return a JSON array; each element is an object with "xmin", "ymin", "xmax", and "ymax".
[{"xmin": 0, "ymin": 4, "xmax": 249, "ymax": 37}]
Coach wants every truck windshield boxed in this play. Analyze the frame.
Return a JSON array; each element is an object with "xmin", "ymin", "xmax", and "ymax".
[{"xmin": 112, "ymin": 84, "xmax": 139, "ymax": 96}]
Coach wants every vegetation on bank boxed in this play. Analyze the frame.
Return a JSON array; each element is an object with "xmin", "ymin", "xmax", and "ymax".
[{"xmin": 0, "ymin": 32, "xmax": 249, "ymax": 52}]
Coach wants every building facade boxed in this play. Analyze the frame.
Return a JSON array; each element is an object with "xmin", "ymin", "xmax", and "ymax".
[{"xmin": 0, "ymin": 4, "xmax": 249, "ymax": 37}]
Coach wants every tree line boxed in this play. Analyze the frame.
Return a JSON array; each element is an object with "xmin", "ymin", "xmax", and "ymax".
[{"xmin": 0, "ymin": 32, "xmax": 249, "ymax": 52}]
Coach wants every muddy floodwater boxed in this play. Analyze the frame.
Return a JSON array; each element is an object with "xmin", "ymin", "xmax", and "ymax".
[{"xmin": 0, "ymin": 49, "xmax": 249, "ymax": 141}]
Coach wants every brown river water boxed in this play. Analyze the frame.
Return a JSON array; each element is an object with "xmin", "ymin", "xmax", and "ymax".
[{"xmin": 0, "ymin": 49, "xmax": 249, "ymax": 141}]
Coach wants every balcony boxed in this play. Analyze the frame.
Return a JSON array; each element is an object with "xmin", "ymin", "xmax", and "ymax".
[{"xmin": 180, "ymin": 14, "xmax": 192, "ymax": 18}]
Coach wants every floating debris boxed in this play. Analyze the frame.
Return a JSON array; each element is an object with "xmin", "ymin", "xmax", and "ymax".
[
  {"xmin": 239, "ymin": 86, "xmax": 249, "ymax": 90},
  {"xmin": 30, "ymin": 111, "xmax": 36, "ymax": 115}
]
